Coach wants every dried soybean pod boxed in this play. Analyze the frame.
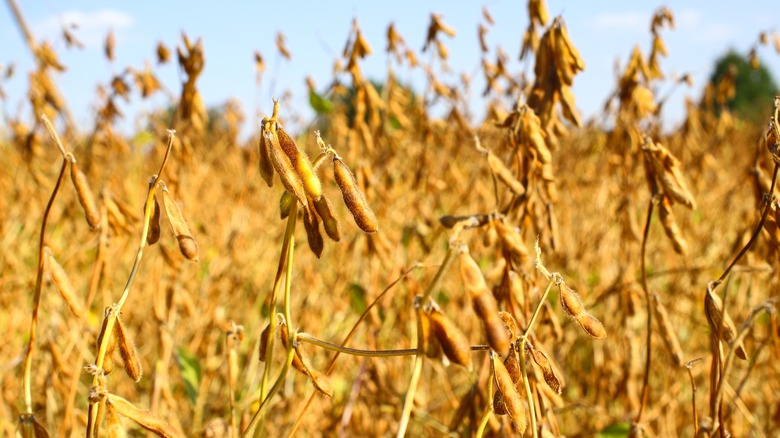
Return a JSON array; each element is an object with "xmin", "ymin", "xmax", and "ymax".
[
  {"xmin": 279, "ymin": 191, "xmax": 294, "ymax": 220},
  {"xmin": 333, "ymin": 157, "xmax": 379, "ymax": 233},
  {"xmin": 528, "ymin": 345, "xmax": 562, "ymax": 394},
  {"xmin": 161, "ymin": 185, "xmax": 199, "ymax": 261},
  {"xmin": 44, "ymin": 247, "xmax": 83, "ymax": 318},
  {"xmin": 459, "ymin": 250, "xmax": 509, "ymax": 356},
  {"xmin": 97, "ymin": 308, "xmax": 118, "ymax": 375},
  {"xmin": 658, "ymin": 196, "xmax": 688, "ymax": 255},
  {"xmin": 417, "ymin": 306, "xmax": 441, "ymax": 358},
  {"xmin": 258, "ymin": 322, "xmax": 271, "ymax": 362},
  {"xmin": 146, "ymin": 193, "xmax": 162, "ymax": 245},
  {"xmin": 559, "ymin": 283, "xmax": 584, "ymax": 317},
  {"xmin": 487, "ymin": 152, "xmax": 525, "ymax": 195},
  {"xmin": 705, "ymin": 289, "xmax": 747, "ymax": 360},
  {"xmin": 279, "ymin": 320, "xmax": 308, "ymax": 375},
  {"xmin": 652, "ymin": 293, "xmax": 684, "ymax": 367},
  {"xmin": 257, "ymin": 118, "xmax": 275, "ymax": 187},
  {"xmin": 313, "ymin": 194, "xmax": 341, "ymax": 242},
  {"xmin": 115, "ymin": 314, "xmax": 143, "ymax": 382},
  {"xmin": 575, "ymin": 312, "xmax": 607, "ymax": 339},
  {"xmin": 70, "ymin": 157, "xmax": 101, "ymax": 229},
  {"xmin": 106, "ymin": 402, "xmax": 127, "ymax": 438},
  {"xmin": 264, "ymin": 122, "xmax": 308, "ymax": 207},
  {"xmin": 105, "ymin": 393, "xmax": 184, "ymax": 438},
  {"xmin": 303, "ymin": 204, "xmax": 324, "ymax": 258},
  {"xmin": 429, "ymin": 307, "xmax": 472, "ymax": 369},
  {"xmin": 277, "ymin": 125, "xmax": 323, "ymax": 201},
  {"xmin": 492, "ymin": 353, "xmax": 526, "ymax": 433},
  {"xmin": 494, "ymin": 220, "xmax": 528, "ymax": 262}
]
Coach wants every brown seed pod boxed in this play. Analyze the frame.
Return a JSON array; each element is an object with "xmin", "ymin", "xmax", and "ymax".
[
  {"xmin": 106, "ymin": 402, "xmax": 126, "ymax": 438},
  {"xmin": 417, "ymin": 306, "xmax": 441, "ymax": 359},
  {"xmin": 459, "ymin": 251, "xmax": 509, "ymax": 355},
  {"xmin": 498, "ymin": 311, "xmax": 521, "ymax": 343},
  {"xmin": 333, "ymin": 157, "xmax": 379, "ymax": 233},
  {"xmin": 115, "ymin": 315, "xmax": 142, "ymax": 382},
  {"xmin": 428, "ymin": 308, "xmax": 472, "ymax": 369},
  {"xmin": 146, "ymin": 195, "xmax": 162, "ymax": 245},
  {"xmin": 652, "ymin": 293, "xmax": 684, "ymax": 367},
  {"xmin": 279, "ymin": 321, "xmax": 333, "ymax": 397},
  {"xmin": 279, "ymin": 191, "xmax": 294, "ymax": 220},
  {"xmin": 575, "ymin": 313, "xmax": 607, "ymax": 339},
  {"xmin": 303, "ymin": 204, "xmax": 324, "ymax": 258},
  {"xmin": 258, "ymin": 322, "xmax": 271, "ymax": 362},
  {"xmin": 528, "ymin": 345, "xmax": 563, "ymax": 394},
  {"xmin": 44, "ymin": 247, "xmax": 83, "ymax": 318},
  {"xmin": 658, "ymin": 196, "xmax": 688, "ymax": 256},
  {"xmin": 257, "ymin": 118, "xmax": 275, "ymax": 187},
  {"xmin": 69, "ymin": 158, "xmax": 101, "ymax": 229},
  {"xmin": 96, "ymin": 308, "xmax": 118, "ymax": 375},
  {"xmin": 106, "ymin": 393, "xmax": 184, "ymax": 438},
  {"xmin": 559, "ymin": 283, "xmax": 584, "ymax": 317},
  {"xmin": 487, "ymin": 152, "xmax": 525, "ymax": 195},
  {"xmin": 161, "ymin": 186, "xmax": 199, "ymax": 261},
  {"xmin": 263, "ymin": 122, "xmax": 308, "ymax": 207},
  {"xmin": 18, "ymin": 413, "xmax": 50, "ymax": 438},
  {"xmin": 277, "ymin": 125, "xmax": 323, "ymax": 201},
  {"xmin": 492, "ymin": 353, "xmax": 526, "ymax": 433},
  {"xmin": 494, "ymin": 220, "xmax": 528, "ymax": 262},
  {"xmin": 313, "ymin": 195, "xmax": 341, "ymax": 242},
  {"xmin": 704, "ymin": 289, "xmax": 747, "ymax": 360}
]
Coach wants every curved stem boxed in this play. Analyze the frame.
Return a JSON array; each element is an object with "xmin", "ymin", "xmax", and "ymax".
[
  {"xmin": 710, "ymin": 301, "xmax": 774, "ymax": 433},
  {"xmin": 636, "ymin": 197, "xmax": 656, "ymax": 423},
  {"xmin": 242, "ymin": 340, "xmax": 297, "ymax": 438},
  {"xmin": 260, "ymin": 201, "xmax": 298, "ymax": 399},
  {"xmin": 286, "ymin": 264, "xmax": 427, "ymax": 438},
  {"xmin": 22, "ymin": 156, "xmax": 68, "ymax": 414},
  {"xmin": 715, "ymin": 163, "xmax": 779, "ymax": 287}
]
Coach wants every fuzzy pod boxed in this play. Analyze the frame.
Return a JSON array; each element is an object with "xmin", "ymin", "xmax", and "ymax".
[
  {"xmin": 575, "ymin": 312, "xmax": 607, "ymax": 339},
  {"xmin": 146, "ymin": 195, "xmax": 162, "ymax": 245},
  {"xmin": 487, "ymin": 152, "xmax": 525, "ymax": 195},
  {"xmin": 70, "ymin": 158, "xmax": 101, "ymax": 229},
  {"xmin": 303, "ymin": 204, "xmax": 324, "ymax": 258},
  {"xmin": 559, "ymin": 283, "xmax": 584, "ymax": 318},
  {"xmin": 115, "ymin": 315, "xmax": 143, "ymax": 382},
  {"xmin": 264, "ymin": 122, "xmax": 308, "ymax": 208},
  {"xmin": 106, "ymin": 402, "xmax": 127, "ymax": 438},
  {"xmin": 333, "ymin": 157, "xmax": 379, "ymax": 233},
  {"xmin": 161, "ymin": 186, "xmax": 199, "ymax": 261},
  {"xmin": 652, "ymin": 293, "xmax": 685, "ymax": 367},
  {"xmin": 277, "ymin": 125, "xmax": 323, "ymax": 201},
  {"xmin": 312, "ymin": 194, "xmax": 341, "ymax": 242},
  {"xmin": 492, "ymin": 353, "xmax": 526, "ymax": 433},
  {"xmin": 704, "ymin": 290, "xmax": 747, "ymax": 360},
  {"xmin": 106, "ymin": 393, "xmax": 184, "ymax": 438},
  {"xmin": 258, "ymin": 322, "xmax": 271, "ymax": 362},
  {"xmin": 279, "ymin": 191, "xmax": 294, "ymax": 220},
  {"xmin": 257, "ymin": 118, "xmax": 275, "ymax": 187},
  {"xmin": 429, "ymin": 308, "xmax": 472, "ymax": 369},
  {"xmin": 44, "ymin": 248, "xmax": 84, "ymax": 318}
]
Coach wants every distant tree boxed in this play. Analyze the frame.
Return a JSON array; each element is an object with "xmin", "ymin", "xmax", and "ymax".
[{"xmin": 708, "ymin": 50, "xmax": 779, "ymax": 122}]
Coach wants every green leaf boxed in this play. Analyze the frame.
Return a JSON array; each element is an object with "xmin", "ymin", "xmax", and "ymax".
[
  {"xmin": 348, "ymin": 283, "xmax": 367, "ymax": 314},
  {"xmin": 175, "ymin": 347, "xmax": 202, "ymax": 405},
  {"xmin": 596, "ymin": 422, "xmax": 631, "ymax": 438},
  {"xmin": 309, "ymin": 90, "xmax": 333, "ymax": 114}
]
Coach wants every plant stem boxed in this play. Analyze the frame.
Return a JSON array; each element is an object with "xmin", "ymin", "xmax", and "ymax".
[
  {"xmin": 636, "ymin": 197, "xmax": 656, "ymax": 423},
  {"xmin": 22, "ymin": 156, "xmax": 68, "ymax": 414},
  {"xmin": 260, "ymin": 201, "xmax": 298, "ymax": 399},
  {"xmin": 242, "ymin": 341, "xmax": 296, "ymax": 438},
  {"xmin": 475, "ymin": 365, "xmax": 494, "ymax": 438}
]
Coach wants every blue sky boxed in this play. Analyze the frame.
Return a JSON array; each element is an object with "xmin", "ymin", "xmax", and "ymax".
[{"xmin": 2, "ymin": 1, "xmax": 779, "ymax": 139}]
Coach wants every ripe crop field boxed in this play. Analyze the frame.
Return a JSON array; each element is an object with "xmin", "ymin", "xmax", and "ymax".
[{"xmin": 3, "ymin": 1, "xmax": 780, "ymax": 437}]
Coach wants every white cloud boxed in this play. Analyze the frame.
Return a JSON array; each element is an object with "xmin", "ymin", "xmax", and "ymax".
[
  {"xmin": 33, "ymin": 9, "xmax": 135, "ymax": 49},
  {"xmin": 591, "ymin": 11, "xmax": 648, "ymax": 31}
]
